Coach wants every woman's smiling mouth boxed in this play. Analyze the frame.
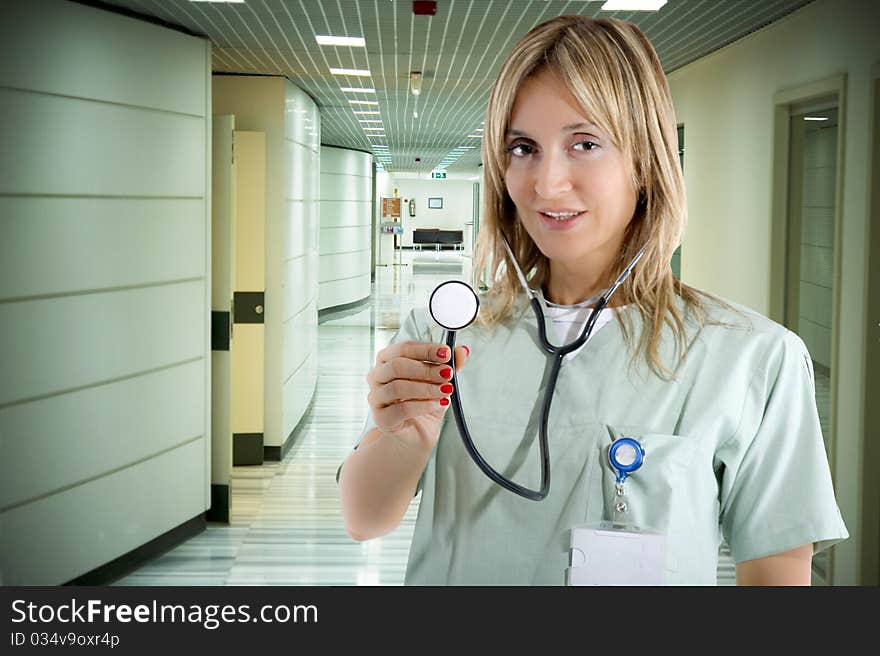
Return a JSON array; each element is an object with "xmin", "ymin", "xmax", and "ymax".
[{"xmin": 537, "ymin": 209, "xmax": 587, "ymax": 229}]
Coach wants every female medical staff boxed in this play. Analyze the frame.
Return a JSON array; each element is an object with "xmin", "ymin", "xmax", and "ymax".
[{"xmin": 338, "ymin": 15, "xmax": 848, "ymax": 585}]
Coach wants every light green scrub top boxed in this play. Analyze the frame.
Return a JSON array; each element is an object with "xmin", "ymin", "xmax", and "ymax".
[{"xmin": 346, "ymin": 292, "xmax": 848, "ymax": 585}]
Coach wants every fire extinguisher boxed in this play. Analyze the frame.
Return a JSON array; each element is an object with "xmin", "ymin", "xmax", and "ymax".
[{"xmin": 409, "ymin": 198, "xmax": 416, "ymax": 217}]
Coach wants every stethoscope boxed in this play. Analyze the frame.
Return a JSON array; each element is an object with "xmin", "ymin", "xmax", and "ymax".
[{"xmin": 428, "ymin": 235, "xmax": 647, "ymax": 501}]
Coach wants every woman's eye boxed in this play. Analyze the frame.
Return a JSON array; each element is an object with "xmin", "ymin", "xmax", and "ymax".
[
  {"xmin": 505, "ymin": 143, "xmax": 533, "ymax": 156},
  {"xmin": 573, "ymin": 140, "xmax": 599, "ymax": 151}
]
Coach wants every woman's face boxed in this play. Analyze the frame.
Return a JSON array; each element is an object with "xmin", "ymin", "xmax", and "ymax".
[{"xmin": 504, "ymin": 68, "xmax": 638, "ymax": 272}]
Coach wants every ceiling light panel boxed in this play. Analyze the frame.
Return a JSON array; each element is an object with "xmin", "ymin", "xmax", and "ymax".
[
  {"xmin": 316, "ymin": 35, "xmax": 366, "ymax": 47},
  {"xmin": 330, "ymin": 68, "xmax": 371, "ymax": 76},
  {"xmin": 601, "ymin": 0, "xmax": 667, "ymax": 10}
]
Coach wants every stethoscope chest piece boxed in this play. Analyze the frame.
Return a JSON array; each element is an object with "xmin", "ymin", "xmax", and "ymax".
[
  {"xmin": 608, "ymin": 437, "xmax": 645, "ymax": 484},
  {"xmin": 429, "ymin": 280, "xmax": 479, "ymax": 331}
]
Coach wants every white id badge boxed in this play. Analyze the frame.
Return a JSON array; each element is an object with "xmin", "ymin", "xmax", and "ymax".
[{"xmin": 566, "ymin": 522, "xmax": 667, "ymax": 586}]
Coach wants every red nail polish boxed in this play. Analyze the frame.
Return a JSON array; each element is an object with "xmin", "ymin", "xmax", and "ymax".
[
  {"xmin": 462, "ymin": 345, "xmax": 470, "ymax": 356},
  {"xmin": 440, "ymin": 383, "xmax": 454, "ymax": 394},
  {"xmin": 437, "ymin": 347, "xmax": 450, "ymax": 360},
  {"xmin": 439, "ymin": 398, "xmax": 450, "ymax": 407},
  {"xmin": 439, "ymin": 367, "xmax": 453, "ymax": 380}
]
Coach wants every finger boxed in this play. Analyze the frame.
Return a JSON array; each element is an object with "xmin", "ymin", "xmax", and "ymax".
[
  {"xmin": 367, "ymin": 357, "xmax": 454, "ymax": 386},
  {"xmin": 453, "ymin": 345, "xmax": 470, "ymax": 371},
  {"xmin": 374, "ymin": 398, "xmax": 449, "ymax": 431},
  {"xmin": 376, "ymin": 340, "xmax": 452, "ymax": 366},
  {"xmin": 368, "ymin": 379, "xmax": 453, "ymax": 408}
]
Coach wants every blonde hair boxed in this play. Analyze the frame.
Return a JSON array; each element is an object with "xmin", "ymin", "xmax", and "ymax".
[{"xmin": 474, "ymin": 15, "xmax": 722, "ymax": 379}]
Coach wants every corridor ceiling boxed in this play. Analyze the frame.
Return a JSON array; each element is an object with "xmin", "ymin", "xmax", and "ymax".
[{"xmin": 94, "ymin": 0, "xmax": 815, "ymax": 174}]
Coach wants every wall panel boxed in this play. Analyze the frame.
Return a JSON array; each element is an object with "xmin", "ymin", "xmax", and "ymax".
[
  {"xmin": 0, "ymin": 88, "xmax": 204, "ymax": 197},
  {"xmin": 0, "ymin": 198, "xmax": 204, "ymax": 301},
  {"xmin": 1, "ymin": 361, "xmax": 204, "ymax": 510},
  {"xmin": 0, "ymin": 439, "xmax": 206, "ymax": 585}
]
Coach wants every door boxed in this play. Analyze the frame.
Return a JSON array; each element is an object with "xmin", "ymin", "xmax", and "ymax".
[
  {"xmin": 209, "ymin": 114, "xmax": 235, "ymax": 522},
  {"xmin": 231, "ymin": 131, "xmax": 267, "ymax": 466}
]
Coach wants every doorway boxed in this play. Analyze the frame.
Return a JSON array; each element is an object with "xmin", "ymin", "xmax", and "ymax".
[
  {"xmin": 786, "ymin": 102, "xmax": 839, "ymax": 437},
  {"xmin": 773, "ymin": 88, "xmax": 844, "ymax": 584},
  {"xmin": 671, "ymin": 124, "xmax": 684, "ymax": 279}
]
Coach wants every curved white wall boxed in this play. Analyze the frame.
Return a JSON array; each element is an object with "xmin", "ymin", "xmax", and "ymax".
[
  {"xmin": 282, "ymin": 83, "xmax": 320, "ymax": 443},
  {"xmin": 0, "ymin": 0, "xmax": 211, "ymax": 584},
  {"xmin": 318, "ymin": 147, "xmax": 372, "ymax": 310}
]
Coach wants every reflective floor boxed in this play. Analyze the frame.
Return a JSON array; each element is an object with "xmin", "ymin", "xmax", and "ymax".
[{"xmin": 115, "ymin": 250, "xmax": 743, "ymax": 586}]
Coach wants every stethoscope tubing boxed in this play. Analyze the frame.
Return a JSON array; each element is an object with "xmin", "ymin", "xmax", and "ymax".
[{"xmin": 445, "ymin": 297, "xmax": 606, "ymax": 501}]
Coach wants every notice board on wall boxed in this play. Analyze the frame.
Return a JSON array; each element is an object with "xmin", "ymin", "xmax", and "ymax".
[{"xmin": 382, "ymin": 197, "xmax": 401, "ymax": 219}]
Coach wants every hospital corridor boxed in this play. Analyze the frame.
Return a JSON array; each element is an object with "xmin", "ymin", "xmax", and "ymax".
[{"xmin": 1, "ymin": 0, "xmax": 879, "ymax": 588}]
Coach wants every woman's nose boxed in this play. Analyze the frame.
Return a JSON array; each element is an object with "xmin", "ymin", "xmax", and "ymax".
[{"xmin": 533, "ymin": 150, "xmax": 573, "ymax": 198}]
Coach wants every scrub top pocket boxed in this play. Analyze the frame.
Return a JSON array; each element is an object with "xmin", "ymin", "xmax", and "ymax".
[{"xmin": 595, "ymin": 425, "xmax": 700, "ymax": 575}]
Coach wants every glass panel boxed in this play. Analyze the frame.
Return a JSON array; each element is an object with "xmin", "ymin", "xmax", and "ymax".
[{"xmin": 787, "ymin": 103, "xmax": 838, "ymax": 582}]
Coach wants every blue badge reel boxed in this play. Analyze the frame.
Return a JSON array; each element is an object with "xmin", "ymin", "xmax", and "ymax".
[{"xmin": 608, "ymin": 436, "xmax": 644, "ymax": 484}]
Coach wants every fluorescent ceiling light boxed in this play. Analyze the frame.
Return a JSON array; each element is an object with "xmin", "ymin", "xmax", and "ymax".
[
  {"xmin": 189, "ymin": 1, "xmax": 244, "ymax": 3},
  {"xmin": 330, "ymin": 68, "xmax": 371, "ymax": 76},
  {"xmin": 363, "ymin": 126, "xmax": 385, "ymax": 130},
  {"xmin": 349, "ymin": 100, "xmax": 379, "ymax": 105},
  {"xmin": 468, "ymin": 134, "xmax": 482, "ymax": 138},
  {"xmin": 804, "ymin": 116, "xmax": 829, "ymax": 121},
  {"xmin": 359, "ymin": 119, "xmax": 383, "ymax": 123},
  {"xmin": 316, "ymin": 35, "xmax": 366, "ymax": 47},
  {"xmin": 341, "ymin": 87, "xmax": 376, "ymax": 94},
  {"xmin": 353, "ymin": 111, "xmax": 380, "ymax": 115},
  {"xmin": 410, "ymin": 72, "xmax": 422, "ymax": 97},
  {"xmin": 600, "ymin": 0, "xmax": 667, "ymax": 10}
]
